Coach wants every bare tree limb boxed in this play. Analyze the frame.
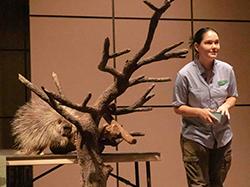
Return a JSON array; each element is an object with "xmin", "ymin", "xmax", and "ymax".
[
  {"xmin": 131, "ymin": 84, "xmax": 155, "ymax": 107},
  {"xmin": 143, "ymin": 0, "xmax": 159, "ymax": 11},
  {"xmin": 98, "ymin": 37, "xmax": 123, "ymax": 78},
  {"xmin": 130, "ymin": 131, "xmax": 145, "ymax": 137},
  {"xmin": 19, "ymin": 74, "xmax": 50, "ymax": 102},
  {"xmin": 51, "ymin": 72, "xmax": 93, "ymax": 114},
  {"xmin": 108, "ymin": 103, "xmax": 151, "ymax": 116},
  {"xmin": 108, "ymin": 84, "xmax": 155, "ymax": 115},
  {"xmin": 137, "ymin": 41, "xmax": 187, "ymax": 66},
  {"xmin": 110, "ymin": 49, "xmax": 131, "ymax": 58},
  {"xmin": 138, "ymin": 48, "xmax": 188, "ymax": 67},
  {"xmin": 129, "ymin": 75, "xmax": 171, "ymax": 86},
  {"xmin": 124, "ymin": 0, "xmax": 174, "ymax": 73},
  {"xmin": 82, "ymin": 93, "xmax": 92, "ymax": 107},
  {"xmin": 42, "ymin": 88, "xmax": 96, "ymax": 114},
  {"xmin": 52, "ymin": 72, "xmax": 64, "ymax": 97},
  {"xmin": 42, "ymin": 86, "xmax": 85, "ymax": 133},
  {"xmin": 95, "ymin": 1, "xmax": 181, "ymax": 111},
  {"xmin": 110, "ymin": 107, "xmax": 153, "ymax": 115},
  {"xmin": 159, "ymin": 41, "xmax": 185, "ymax": 55},
  {"xmin": 19, "ymin": 73, "xmax": 96, "ymax": 115}
]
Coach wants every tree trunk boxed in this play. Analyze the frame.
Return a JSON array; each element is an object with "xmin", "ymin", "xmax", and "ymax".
[
  {"xmin": 76, "ymin": 115, "xmax": 112, "ymax": 187},
  {"xmin": 77, "ymin": 147, "xmax": 111, "ymax": 187}
]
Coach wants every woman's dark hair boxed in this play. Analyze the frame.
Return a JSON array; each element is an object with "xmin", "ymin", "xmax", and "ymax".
[{"xmin": 189, "ymin": 27, "xmax": 218, "ymax": 50}]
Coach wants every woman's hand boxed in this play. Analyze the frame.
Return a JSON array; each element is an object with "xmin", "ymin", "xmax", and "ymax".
[
  {"xmin": 216, "ymin": 97, "xmax": 237, "ymax": 120},
  {"xmin": 217, "ymin": 104, "xmax": 230, "ymax": 119},
  {"xmin": 174, "ymin": 105, "xmax": 218, "ymax": 124},
  {"xmin": 197, "ymin": 108, "xmax": 218, "ymax": 124}
]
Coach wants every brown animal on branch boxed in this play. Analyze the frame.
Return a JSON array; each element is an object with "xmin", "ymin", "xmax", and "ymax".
[
  {"xmin": 15, "ymin": 0, "xmax": 188, "ymax": 186},
  {"xmin": 11, "ymin": 95, "xmax": 144, "ymax": 155},
  {"xmin": 11, "ymin": 97, "xmax": 77, "ymax": 155}
]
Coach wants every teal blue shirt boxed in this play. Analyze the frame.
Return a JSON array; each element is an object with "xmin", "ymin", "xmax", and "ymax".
[{"xmin": 173, "ymin": 59, "xmax": 238, "ymax": 148}]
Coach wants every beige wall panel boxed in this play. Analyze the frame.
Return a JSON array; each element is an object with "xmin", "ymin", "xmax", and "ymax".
[
  {"xmin": 34, "ymin": 165, "xmax": 81, "ymax": 187},
  {"xmin": 194, "ymin": 22, "xmax": 250, "ymax": 104},
  {"xmin": 30, "ymin": 18, "xmax": 113, "ymax": 104},
  {"xmin": 115, "ymin": 0, "xmax": 190, "ymax": 19},
  {"xmin": 225, "ymin": 106, "xmax": 250, "ymax": 187},
  {"xmin": 114, "ymin": 20, "xmax": 192, "ymax": 105},
  {"xmin": 193, "ymin": 0, "xmax": 250, "ymax": 20},
  {"xmin": 30, "ymin": 0, "xmax": 112, "ymax": 16}
]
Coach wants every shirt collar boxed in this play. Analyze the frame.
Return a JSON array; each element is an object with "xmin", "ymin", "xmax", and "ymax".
[{"xmin": 194, "ymin": 58, "xmax": 217, "ymax": 75}]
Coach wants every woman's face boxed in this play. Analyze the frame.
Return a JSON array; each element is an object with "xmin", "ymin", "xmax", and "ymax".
[{"xmin": 195, "ymin": 30, "xmax": 220, "ymax": 63}]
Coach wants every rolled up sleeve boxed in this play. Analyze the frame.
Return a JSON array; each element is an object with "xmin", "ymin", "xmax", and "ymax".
[{"xmin": 173, "ymin": 73, "xmax": 188, "ymax": 107}]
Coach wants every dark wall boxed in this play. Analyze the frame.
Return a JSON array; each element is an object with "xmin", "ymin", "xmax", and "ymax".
[{"xmin": 0, "ymin": 0, "xmax": 30, "ymax": 148}]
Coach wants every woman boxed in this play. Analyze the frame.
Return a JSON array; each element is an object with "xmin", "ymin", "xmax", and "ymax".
[{"xmin": 173, "ymin": 27, "xmax": 238, "ymax": 187}]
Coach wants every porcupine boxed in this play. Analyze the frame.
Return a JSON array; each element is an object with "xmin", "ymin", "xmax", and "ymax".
[{"xmin": 11, "ymin": 97, "xmax": 77, "ymax": 155}]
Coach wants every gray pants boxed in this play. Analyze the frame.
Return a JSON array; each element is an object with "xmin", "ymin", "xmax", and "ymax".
[{"xmin": 180, "ymin": 136, "xmax": 232, "ymax": 187}]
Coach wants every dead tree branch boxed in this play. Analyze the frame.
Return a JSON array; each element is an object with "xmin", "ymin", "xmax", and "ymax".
[
  {"xmin": 94, "ymin": 0, "xmax": 182, "ymax": 113},
  {"xmin": 137, "ymin": 42, "xmax": 188, "ymax": 67},
  {"xmin": 129, "ymin": 75, "xmax": 171, "ymax": 87},
  {"xmin": 98, "ymin": 37, "xmax": 129, "ymax": 78},
  {"xmin": 52, "ymin": 72, "xmax": 64, "ymax": 97},
  {"xmin": 130, "ymin": 0, "xmax": 173, "ymax": 64}
]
